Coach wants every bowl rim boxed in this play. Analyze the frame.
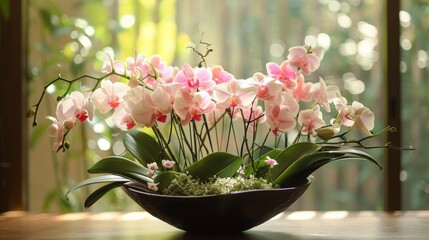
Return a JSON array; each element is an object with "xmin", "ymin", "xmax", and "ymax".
[{"xmin": 123, "ymin": 177, "xmax": 312, "ymax": 199}]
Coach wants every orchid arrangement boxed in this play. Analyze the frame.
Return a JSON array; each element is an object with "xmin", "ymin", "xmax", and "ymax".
[{"xmin": 30, "ymin": 40, "xmax": 396, "ymax": 207}]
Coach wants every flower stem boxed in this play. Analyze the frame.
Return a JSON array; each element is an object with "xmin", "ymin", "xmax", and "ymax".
[{"xmin": 151, "ymin": 125, "xmax": 179, "ymax": 170}]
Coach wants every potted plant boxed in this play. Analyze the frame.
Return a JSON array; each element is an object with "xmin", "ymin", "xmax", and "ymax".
[{"xmin": 30, "ymin": 40, "xmax": 405, "ymax": 233}]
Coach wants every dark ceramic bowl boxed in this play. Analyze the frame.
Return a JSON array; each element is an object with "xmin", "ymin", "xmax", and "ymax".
[{"xmin": 122, "ymin": 179, "xmax": 311, "ymax": 233}]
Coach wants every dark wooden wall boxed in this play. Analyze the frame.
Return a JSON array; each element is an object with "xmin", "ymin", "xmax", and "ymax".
[{"xmin": 0, "ymin": 0, "xmax": 27, "ymax": 212}]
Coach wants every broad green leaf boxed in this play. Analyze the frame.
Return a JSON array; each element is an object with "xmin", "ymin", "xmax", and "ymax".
[
  {"xmin": 118, "ymin": 172, "xmax": 154, "ymax": 183},
  {"xmin": 88, "ymin": 156, "xmax": 152, "ymax": 183},
  {"xmin": 276, "ymin": 148, "xmax": 383, "ymax": 187},
  {"xmin": 274, "ymin": 151, "xmax": 344, "ymax": 186},
  {"xmin": 270, "ymin": 142, "xmax": 320, "ymax": 181},
  {"xmin": 66, "ymin": 175, "xmax": 129, "ymax": 199},
  {"xmin": 124, "ymin": 130, "xmax": 164, "ymax": 166},
  {"xmin": 185, "ymin": 152, "xmax": 242, "ymax": 181},
  {"xmin": 154, "ymin": 171, "xmax": 179, "ymax": 192},
  {"xmin": 329, "ymin": 148, "xmax": 382, "ymax": 169},
  {"xmin": 286, "ymin": 157, "xmax": 371, "ymax": 187},
  {"xmin": 84, "ymin": 182, "xmax": 125, "ymax": 208}
]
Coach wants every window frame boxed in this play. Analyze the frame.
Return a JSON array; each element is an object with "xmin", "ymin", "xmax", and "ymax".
[
  {"xmin": 0, "ymin": 0, "xmax": 28, "ymax": 212},
  {"xmin": 384, "ymin": 0, "xmax": 402, "ymax": 212}
]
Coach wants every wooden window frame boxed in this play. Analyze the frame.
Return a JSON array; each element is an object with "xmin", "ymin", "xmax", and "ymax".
[
  {"xmin": 0, "ymin": 0, "xmax": 27, "ymax": 212},
  {"xmin": 384, "ymin": 0, "xmax": 402, "ymax": 212}
]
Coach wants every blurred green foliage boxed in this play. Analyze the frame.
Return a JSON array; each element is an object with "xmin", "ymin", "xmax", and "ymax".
[
  {"xmin": 401, "ymin": 0, "xmax": 429, "ymax": 210},
  {"xmin": 0, "ymin": 0, "xmax": 10, "ymax": 21}
]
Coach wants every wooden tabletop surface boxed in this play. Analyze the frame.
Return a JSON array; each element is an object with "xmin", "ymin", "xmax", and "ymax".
[{"xmin": 1, "ymin": 211, "xmax": 428, "ymax": 239}]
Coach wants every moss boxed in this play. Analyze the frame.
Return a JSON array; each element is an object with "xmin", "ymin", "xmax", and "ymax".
[{"xmin": 162, "ymin": 174, "xmax": 274, "ymax": 196}]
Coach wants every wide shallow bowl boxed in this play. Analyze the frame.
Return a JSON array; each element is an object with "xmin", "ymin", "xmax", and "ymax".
[{"xmin": 122, "ymin": 178, "xmax": 311, "ymax": 233}]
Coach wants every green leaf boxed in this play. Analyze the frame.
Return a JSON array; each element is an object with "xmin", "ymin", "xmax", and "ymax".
[
  {"xmin": 0, "ymin": 0, "xmax": 10, "ymax": 21},
  {"xmin": 185, "ymin": 152, "xmax": 242, "ymax": 181},
  {"xmin": 39, "ymin": 9, "xmax": 54, "ymax": 33},
  {"xmin": 117, "ymin": 172, "xmax": 154, "ymax": 183},
  {"xmin": 84, "ymin": 182, "xmax": 125, "ymax": 209},
  {"xmin": 329, "ymin": 148, "xmax": 382, "ymax": 169},
  {"xmin": 154, "ymin": 171, "xmax": 179, "ymax": 192},
  {"xmin": 270, "ymin": 142, "xmax": 320, "ymax": 181},
  {"xmin": 123, "ymin": 130, "xmax": 164, "ymax": 166},
  {"xmin": 276, "ymin": 148, "xmax": 383, "ymax": 187},
  {"xmin": 88, "ymin": 156, "xmax": 152, "ymax": 183},
  {"xmin": 66, "ymin": 175, "xmax": 129, "ymax": 199},
  {"xmin": 274, "ymin": 151, "xmax": 344, "ymax": 186}
]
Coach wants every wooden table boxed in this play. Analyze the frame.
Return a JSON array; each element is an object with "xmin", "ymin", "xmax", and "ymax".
[{"xmin": 1, "ymin": 211, "xmax": 428, "ymax": 239}]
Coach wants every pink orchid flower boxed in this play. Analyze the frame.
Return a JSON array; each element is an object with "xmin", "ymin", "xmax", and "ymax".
[
  {"xmin": 147, "ymin": 162, "xmax": 158, "ymax": 172},
  {"xmin": 143, "ymin": 55, "xmax": 174, "ymax": 88},
  {"xmin": 333, "ymin": 99, "xmax": 374, "ymax": 136},
  {"xmin": 147, "ymin": 182, "xmax": 159, "ymax": 192},
  {"xmin": 266, "ymin": 60, "xmax": 297, "ymax": 91},
  {"xmin": 111, "ymin": 85, "xmax": 147, "ymax": 130},
  {"xmin": 211, "ymin": 65, "xmax": 234, "ymax": 84},
  {"xmin": 126, "ymin": 51, "xmax": 146, "ymax": 88},
  {"xmin": 311, "ymin": 77, "xmax": 331, "ymax": 112},
  {"xmin": 173, "ymin": 88, "xmax": 216, "ymax": 125},
  {"xmin": 173, "ymin": 64, "xmax": 214, "ymax": 93},
  {"xmin": 46, "ymin": 116, "xmax": 64, "ymax": 151},
  {"xmin": 333, "ymin": 97, "xmax": 355, "ymax": 127},
  {"xmin": 132, "ymin": 89, "xmax": 172, "ymax": 128},
  {"xmin": 265, "ymin": 92, "xmax": 299, "ymax": 135},
  {"xmin": 163, "ymin": 66, "xmax": 179, "ymax": 84},
  {"xmin": 293, "ymin": 74, "xmax": 313, "ymax": 102},
  {"xmin": 265, "ymin": 157, "xmax": 278, "ymax": 168},
  {"xmin": 287, "ymin": 45, "xmax": 324, "ymax": 75},
  {"xmin": 101, "ymin": 53, "xmax": 125, "ymax": 82},
  {"xmin": 298, "ymin": 105, "xmax": 326, "ymax": 136},
  {"xmin": 249, "ymin": 72, "xmax": 283, "ymax": 102},
  {"xmin": 162, "ymin": 160, "xmax": 175, "ymax": 169},
  {"xmin": 155, "ymin": 82, "xmax": 181, "ymax": 109},
  {"xmin": 56, "ymin": 91, "xmax": 94, "ymax": 123},
  {"xmin": 91, "ymin": 79, "xmax": 130, "ymax": 114},
  {"xmin": 352, "ymin": 101, "xmax": 375, "ymax": 136},
  {"xmin": 237, "ymin": 166, "xmax": 245, "ymax": 174},
  {"xmin": 213, "ymin": 79, "xmax": 257, "ymax": 109},
  {"xmin": 112, "ymin": 103, "xmax": 136, "ymax": 131}
]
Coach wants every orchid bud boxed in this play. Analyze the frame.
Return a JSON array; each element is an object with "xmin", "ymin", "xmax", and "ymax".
[
  {"xmin": 64, "ymin": 141, "xmax": 70, "ymax": 149},
  {"xmin": 317, "ymin": 127, "xmax": 335, "ymax": 140},
  {"xmin": 27, "ymin": 109, "xmax": 35, "ymax": 118},
  {"xmin": 63, "ymin": 119, "xmax": 76, "ymax": 130}
]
